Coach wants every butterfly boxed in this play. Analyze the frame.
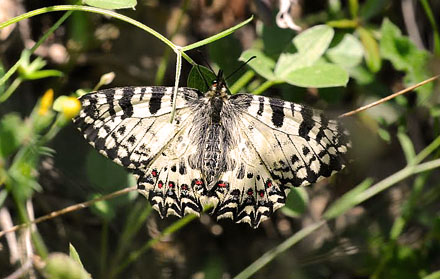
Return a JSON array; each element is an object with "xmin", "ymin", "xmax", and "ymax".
[{"xmin": 73, "ymin": 70, "xmax": 350, "ymax": 228}]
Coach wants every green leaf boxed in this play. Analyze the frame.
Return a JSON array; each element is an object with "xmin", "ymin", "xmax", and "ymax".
[
  {"xmin": 323, "ymin": 178, "xmax": 374, "ymax": 219},
  {"xmin": 378, "ymin": 127, "xmax": 391, "ymax": 143},
  {"xmin": 292, "ymin": 25, "xmax": 334, "ymax": 62},
  {"xmin": 348, "ymin": 65, "xmax": 375, "ymax": 84},
  {"xmin": 69, "ymin": 243, "xmax": 86, "ymax": 269},
  {"xmin": 379, "ymin": 18, "xmax": 433, "ymax": 101},
  {"xmin": 283, "ymin": 63, "xmax": 349, "ymax": 88},
  {"xmin": 358, "ymin": 27, "xmax": 381, "ymax": 72},
  {"xmin": 327, "ymin": 34, "xmax": 364, "ymax": 68},
  {"xmin": 187, "ymin": 65, "xmax": 216, "ymax": 93},
  {"xmin": 239, "ymin": 49, "xmax": 276, "ymax": 81},
  {"xmin": 274, "ymin": 53, "xmax": 307, "ymax": 78},
  {"xmin": 380, "ymin": 18, "xmax": 423, "ymax": 71},
  {"xmin": 44, "ymin": 253, "xmax": 90, "ymax": 279},
  {"xmin": 281, "ymin": 188, "xmax": 309, "ymax": 218},
  {"xmin": 261, "ymin": 22, "xmax": 295, "ymax": 57},
  {"xmin": 83, "ymin": 0, "xmax": 137, "ymax": 9},
  {"xmin": 0, "ymin": 113, "xmax": 27, "ymax": 158},
  {"xmin": 275, "ymin": 25, "xmax": 335, "ymax": 80}
]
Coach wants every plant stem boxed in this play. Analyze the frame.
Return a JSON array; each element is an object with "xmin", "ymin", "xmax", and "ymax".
[
  {"xmin": 419, "ymin": 0, "xmax": 440, "ymax": 55},
  {"xmin": 252, "ymin": 80, "xmax": 279, "ymax": 95},
  {"xmin": 0, "ymin": 78, "xmax": 22, "ymax": 103},
  {"xmin": 169, "ymin": 49, "xmax": 182, "ymax": 123},
  {"xmin": 229, "ymin": 70, "xmax": 255, "ymax": 94},
  {"xmin": 0, "ymin": 11, "xmax": 72, "ymax": 88},
  {"xmin": 181, "ymin": 16, "xmax": 253, "ymax": 51},
  {"xmin": 414, "ymin": 135, "xmax": 440, "ymax": 164},
  {"xmin": 234, "ymin": 221, "xmax": 326, "ymax": 279},
  {"xmin": 0, "ymin": 5, "xmax": 195, "ymax": 65}
]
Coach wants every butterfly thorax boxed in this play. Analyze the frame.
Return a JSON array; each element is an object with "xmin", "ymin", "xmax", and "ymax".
[{"xmin": 189, "ymin": 83, "xmax": 237, "ymax": 189}]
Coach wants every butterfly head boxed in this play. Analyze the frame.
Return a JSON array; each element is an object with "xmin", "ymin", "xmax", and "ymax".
[{"xmin": 208, "ymin": 70, "xmax": 229, "ymax": 98}]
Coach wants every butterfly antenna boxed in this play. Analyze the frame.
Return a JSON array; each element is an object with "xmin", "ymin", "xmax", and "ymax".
[
  {"xmin": 225, "ymin": 56, "xmax": 256, "ymax": 81},
  {"xmin": 196, "ymin": 49, "xmax": 216, "ymax": 73}
]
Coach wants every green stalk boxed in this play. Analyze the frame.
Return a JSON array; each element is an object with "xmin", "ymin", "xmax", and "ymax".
[
  {"xmin": 419, "ymin": 0, "xmax": 440, "ymax": 55},
  {"xmin": 0, "ymin": 10, "xmax": 72, "ymax": 89},
  {"xmin": 229, "ymin": 70, "xmax": 255, "ymax": 94},
  {"xmin": 0, "ymin": 78, "xmax": 22, "ymax": 103},
  {"xmin": 0, "ymin": 5, "xmax": 194, "ymax": 65},
  {"xmin": 252, "ymin": 80, "xmax": 280, "ymax": 95},
  {"xmin": 182, "ymin": 16, "xmax": 253, "ymax": 51},
  {"xmin": 234, "ymin": 221, "xmax": 326, "ymax": 279}
]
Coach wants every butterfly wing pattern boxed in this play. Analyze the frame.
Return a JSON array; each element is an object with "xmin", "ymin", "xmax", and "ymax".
[{"xmin": 74, "ymin": 83, "xmax": 350, "ymax": 228}]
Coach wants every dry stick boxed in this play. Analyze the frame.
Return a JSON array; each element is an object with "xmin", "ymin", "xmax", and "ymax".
[
  {"xmin": 339, "ymin": 75, "xmax": 440, "ymax": 118},
  {"xmin": 0, "ymin": 186, "xmax": 137, "ymax": 238}
]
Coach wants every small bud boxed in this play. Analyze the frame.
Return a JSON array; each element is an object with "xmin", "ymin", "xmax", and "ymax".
[
  {"xmin": 39, "ymin": 89, "xmax": 54, "ymax": 115},
  {"xmin": 43, "ymin": 253, "xmax": 90, "ymax": 279},
  {"xmin": 99, "ymin": 72, "xmax": 115, "ymax": 86},
  {"xmin": 60, "ymin": 97, "xmax": 81, "ymax": 119}
]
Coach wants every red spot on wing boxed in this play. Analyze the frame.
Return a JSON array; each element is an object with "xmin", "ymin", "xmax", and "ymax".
[{"xmin": 195, "ymin": 180, "xmax": 203, "ymax": 185}]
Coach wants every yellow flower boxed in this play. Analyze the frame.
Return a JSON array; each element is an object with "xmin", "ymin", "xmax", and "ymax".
[
  {"xmin": 38, "ymin": 89, "xmax": 54, "ymax": 115},
  {"xmin": 60, "ymin": 97, "xmax": 81, "ymax": 119}
]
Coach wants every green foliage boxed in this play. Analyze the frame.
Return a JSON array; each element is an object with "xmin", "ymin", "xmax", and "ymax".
[
  {"xmin": 240, "ymin": 24, "xmax": 349, "ymax": 88},
  {"xmin": 380, "ymin": 18, "xmax": 433, "ymax": 102},
  {"xmin": 187, "ymin": 65, "xmax": 217, "ymax": 93}
]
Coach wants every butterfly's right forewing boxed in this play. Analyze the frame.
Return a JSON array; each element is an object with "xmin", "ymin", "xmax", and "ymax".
[{"xmin": 73, "ymin": 86, "xmax": 201, "ymax": 176}]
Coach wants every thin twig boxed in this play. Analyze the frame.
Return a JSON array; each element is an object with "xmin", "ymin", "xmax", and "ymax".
[
  {"xmin": 339, "ymin": 75, "xmax": 439, "ymax": 118},
  {"xmin": 4, "ymin": 258, "xmax": 33, "ymax": 279},
  {"xmin": 0, "ymin": 187, "xmax": 137, "ymax": 238}
]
